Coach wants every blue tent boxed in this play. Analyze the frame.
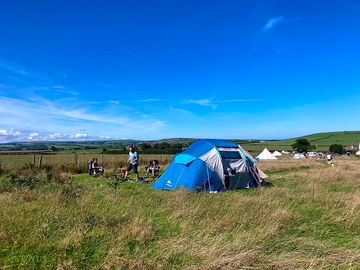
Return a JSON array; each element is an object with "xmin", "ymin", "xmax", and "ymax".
[{"xmin": 152, "ymin": 139, "xmax": 264, "ymax": 192}]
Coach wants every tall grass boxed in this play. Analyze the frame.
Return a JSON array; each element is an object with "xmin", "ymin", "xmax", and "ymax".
[
  {"xmin": 0, "ymin": 153, "xmax": 173, "ymax": 172},
  {"xmin": 0, "ymin": 157, "xmax": 360, "ymax": 269}
]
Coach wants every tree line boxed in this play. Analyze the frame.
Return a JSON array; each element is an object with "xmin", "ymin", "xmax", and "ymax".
[
  {"xmin": 102, "ymin": 142, "xmax": 187, "ymax": 155},
  {"xmin": 292, "ymin": 138, "xmax": 348, "ymax": 154}
]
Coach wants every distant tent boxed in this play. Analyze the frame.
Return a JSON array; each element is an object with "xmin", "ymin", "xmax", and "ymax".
[
  {"xmin": 256, "ymin": 148, "xmax": 278, "ymax": 160},
  {"xmin": 152, "ymin": 139, "xmax": 267, "ymax": 192},
  {"xmin": 293, "ymin": 153, "xmax": 306, "ymax": 159},
  {"xmin": 273, "ymin": 150, "xmax": 282, "ymax": 157}
]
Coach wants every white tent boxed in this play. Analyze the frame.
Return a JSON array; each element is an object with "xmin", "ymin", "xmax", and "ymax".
[
  {"xmin": 256, "ymin": 148, "xmax": 278, "ymax": 160},
  {"xmin": 273, "ymin": 150, "xmax": 282, "ymax": 157},
  {"xmin": 293, "ymin": 153, "xmax": 306, "ymax": 159},
  {"xmin": 357, "ymin": 144, "xmax": 360, "ymax": 156}
]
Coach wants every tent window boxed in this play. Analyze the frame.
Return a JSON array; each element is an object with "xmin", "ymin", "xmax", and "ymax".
[{"xmin": 219, "ymin": 151, "xmax": 242, "ymax": 160}]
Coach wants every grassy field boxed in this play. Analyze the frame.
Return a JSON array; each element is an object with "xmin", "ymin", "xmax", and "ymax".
[
  {"xmin": 1, "ymin": 156, "xmax": 360, "ymax": 269},
  {"xmin": 0, "ymin": 154, "xmax": 173, "ymax": 171}
]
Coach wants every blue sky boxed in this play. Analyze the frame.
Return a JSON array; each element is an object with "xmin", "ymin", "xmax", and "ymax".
[{"xmin": 0, "ymin": 0, "xmax": 359, "ymax": 142}]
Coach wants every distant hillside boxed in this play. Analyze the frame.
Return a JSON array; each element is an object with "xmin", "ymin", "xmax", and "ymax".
[
  {"xmin": 0, "ymin": 138, "xmax": 196, "ymax": 151},
  {"xmin": 268, "ymin": 131, "xmax": 360, "ymax": 147},
  {"xmin": 1, "ymin": 131, "xmax": 359, "ymax": 152}
]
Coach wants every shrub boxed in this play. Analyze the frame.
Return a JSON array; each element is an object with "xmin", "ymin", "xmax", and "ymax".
[
  {"xmin": 291, "ymin": 138, "xmax": 312, "ymax": 153},
  {"xmin": 5, "ymin": 172, "xmax": 43, "ymax": 189},
  {"xmin": 329, "ymin": 144, "xmax": 345, "ymax": 154}
]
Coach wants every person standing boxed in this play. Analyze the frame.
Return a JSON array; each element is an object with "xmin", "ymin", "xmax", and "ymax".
[{"xmin": 124, "ymin": 146, "xmax": 139, "ymax": 181}]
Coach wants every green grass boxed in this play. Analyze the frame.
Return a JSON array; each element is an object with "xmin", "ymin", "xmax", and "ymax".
[
  {"xmin": 1, "ymin": 157, "xmax": 360, "ymax": 269},
  {"xmin": 0, "ymin": 153, "xmax": 173, "ymax": 171}
]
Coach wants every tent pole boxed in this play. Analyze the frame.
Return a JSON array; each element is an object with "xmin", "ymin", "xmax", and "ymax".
[{"xmin": 206, "ymin": 166, "xmax": 212, "ymax": 192}]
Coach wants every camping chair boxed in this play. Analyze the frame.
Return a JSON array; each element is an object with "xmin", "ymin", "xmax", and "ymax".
[{"xmin": 145, "ymin": 160, "xmax": 160, "ymax": 179}]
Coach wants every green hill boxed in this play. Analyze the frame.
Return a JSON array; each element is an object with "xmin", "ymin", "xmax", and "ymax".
[
  {"xmin": 1, "ymin": 131, "xmax": 359, "ymax": 153},
  {"xmin": 269, "ymin": 131, "xmax": 360, "ymax": 146},
  {"xmin": 239, "ymin": 131, "xmax": 360, "ymax": 153}
]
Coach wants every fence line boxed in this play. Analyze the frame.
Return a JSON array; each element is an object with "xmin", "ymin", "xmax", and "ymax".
[{"xmin": 0, "ymin": 153, "xmax": 173, "ymax": 170}]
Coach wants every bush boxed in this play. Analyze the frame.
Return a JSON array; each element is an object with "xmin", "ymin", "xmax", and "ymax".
[
  {"xmin": 0, "ymin": 166, "xmax": 73, "ymax": 192},
  {"xmin": 329, "ymin": 144, "xmax": 345, "ymax": 155},
  {"xmin": 291, "ymin": 139, "xmax": 312, "ymax": 153},
  {"xmin": 4, "ymin": 172, "xmax": 43, "ymax": 189}
]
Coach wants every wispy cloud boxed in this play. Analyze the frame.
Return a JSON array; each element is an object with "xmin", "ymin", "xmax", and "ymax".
[
  {"xmin": 184, "ymin": 97, "xmax": 218, "ymax": 109},
  {"xmin": 263, "ymin": 16, "xmax": 299, "ymax": 31},
  {"xmin": 0, "ymin": 62, "xmax": 29, "ymax": 76},
  {"xmin": 182, "ymin": 97, "xmax": 261, "ymax": 109},
  {"xmin": 108, "ymin": 100, "xmax": 120, "ymax": 105},
  {"xmin": 137, "ymin": 98, "xmax": 163, "ymax": 102},
  {"xmin": 221, "ymin": 98, "xmax": 262, "ymax": 103},
  {"xmin": 169, "ymin": 106, "xmax": 192, "ymax": 116},
  {"xmin": 26, "ymin": 85, "xmax": 79, "ymax": 96},
  {"xmin": 0, "ymin": 95, "xmax": 166, "ymax": 140},
  {"xmin": 0, "ymin": 61, "xmax": 49, "ymax": 83},
  {"xmin": 263, "ymin": 16, "xmax": 284, "ymax": 31}
]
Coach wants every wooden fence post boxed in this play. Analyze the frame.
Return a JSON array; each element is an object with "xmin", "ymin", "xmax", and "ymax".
[
  {"xmin": 38, "ymin": 155, "xmax": 43, "ymax": 169},
  {"xmin": 33, "ymin": 155, "xmax": 36, "ymax": 166},
  {"xmin": 74, "ymin": 153, "xmax": 79, "ymax": 167}
]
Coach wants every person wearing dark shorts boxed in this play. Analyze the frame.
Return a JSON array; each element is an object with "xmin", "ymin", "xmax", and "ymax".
[
  {"xmin": 124, "ymin": 146, "xmax": 139, "ymax": 181},
  {"xmin": 127, "ymin": 162, "xmax": 138, "ymax": 174}
]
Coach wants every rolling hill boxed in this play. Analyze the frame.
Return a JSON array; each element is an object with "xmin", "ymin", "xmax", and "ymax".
[
  {"xmin": 267, "ymin": 131, "xmax": 360, "ymax": 146},
  {"xmin": 0, "ymin": 131, "xmax": 359, "ymax": 152}
]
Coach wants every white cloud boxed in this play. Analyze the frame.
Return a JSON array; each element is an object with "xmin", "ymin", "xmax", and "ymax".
[
  {"xmin": 0, "ymin": 129, "xmax": 22, "ymax": 137},
  {"xmin": 0, "ymin": 95, "xmax": 166, "ymax": 141},
  {"xmin": 29, "ymin": 132, "xmax": 39, "ymax": 137},
  {"xmin": 73, "ymin": 133, "xmax": 87, "ymax": 138},
  {"xmin": 263, "ymin": 16, "xmax": 284, "ymax": 31},
  {"xmin": 184, "ymin": 98, "xmax": 218, "ymax": 109}
]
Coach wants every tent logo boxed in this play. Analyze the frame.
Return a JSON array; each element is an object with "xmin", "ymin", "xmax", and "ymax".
[{"xmin": 166, "ymin": 180, "xmax": 172, "ymax": 187}]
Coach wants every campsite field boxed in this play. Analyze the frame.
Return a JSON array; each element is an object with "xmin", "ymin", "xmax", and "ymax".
[
  {"xmin": 0, "ymin": 153, "xmax": 173, "ymax": 171},
  {"xmin": 0, "ymin": 155, "xmax": 360, "ymax": 269}
]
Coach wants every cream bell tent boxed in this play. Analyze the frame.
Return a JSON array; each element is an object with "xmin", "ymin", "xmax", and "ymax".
[
  {"xmin": 256, "ymin": 148, "xmax": 278, "ymax": 160},
  {"xmin": 273, "ymin": 150, "xmax": 282, "ymax": 157}
]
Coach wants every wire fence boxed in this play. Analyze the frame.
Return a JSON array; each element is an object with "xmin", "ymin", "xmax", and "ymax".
[{"xmin": 0, "ymin": 153, "xmax": 174, "ymax": 171}]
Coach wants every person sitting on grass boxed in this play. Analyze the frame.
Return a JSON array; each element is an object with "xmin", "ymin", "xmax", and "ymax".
[
  {"xmin": 124, "ymin": 146, "xmax": 139, "ymax": 181},
  {"xmin": 146, "ymin": 160, "xmax": 160, "ymax": 179},
  {"xmin": 88, "ymin": 158, "xmax": 104, "ymax": 175}
]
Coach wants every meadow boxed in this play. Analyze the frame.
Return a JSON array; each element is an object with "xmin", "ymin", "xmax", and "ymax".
[
  {"xmin": 1, "ymin": 154, "xmax": 360, "ymax": 269},
  {"xmin": 0, "ymin": 153, "xmax": 173, "ymax": 172}
]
